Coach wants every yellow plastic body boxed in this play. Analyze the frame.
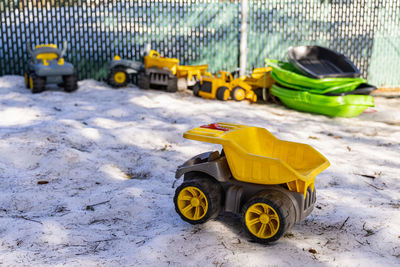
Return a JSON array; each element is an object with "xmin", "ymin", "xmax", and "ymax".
[
  {"xmin": 183, "ymin": 123, "xmax": 330, "ymax": 196},
  {"xmin": 176, "ymin": 64, "xmax": 208, "ymax": 81},
  {"xmin": 244, "ymin": 67, "xmax": 274, "ymax": 90},
  {"xmin": 198, "ymin": 71, "xmax": 257, "ymax": 102},
  {"xmin": 35, "ymin": 44, "xmax": 58, "ymax": 49},
  {"xmin": 198, "ymin": 71, "xmax": 231, "ymax": 100},
  {"xmin": 36, "ymin": 53, "xmax": 59, "ymax": 64},
  {"xmin": 58, "ymin": 58, "xmax": 65, "ymax": 65},
  {"xmin": 144, "ymin": 50, "xmax": 180, "ymax": 75},
  {"xmin": 34, "ymin": 44, "xmax": 60, "ymax": 65},
  {"xmin": 144, "ymin": 50, "xmax": 208, "ymax": 81}
]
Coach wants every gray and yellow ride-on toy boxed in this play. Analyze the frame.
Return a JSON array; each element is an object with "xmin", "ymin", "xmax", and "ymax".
[
  {"xmin": 174, "ymin": 123, "xmax": 330, "ymax": 243},
  {"xmin": 107, "ymin": 55, "xmax": 144, "ymax": 88},
  {"xmin": 24, "ymin": 42, "xmax": 78, "ymax": 93}
]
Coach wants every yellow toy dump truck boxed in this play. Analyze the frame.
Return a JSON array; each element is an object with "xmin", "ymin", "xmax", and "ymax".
[
  {"xmin": 138, "ymin": 50, "xmax": 208, "ymax": 92},
  {"xmin": 193, "ymin": 67, "xmax": 272, "ymax": 102},
  {"xmin": 243, "ymin": 67, "xmax": 274, "ymax": 101},
  {"xmin": 174, "ymin": 123, "xmax": 330, "ymax": 243}
]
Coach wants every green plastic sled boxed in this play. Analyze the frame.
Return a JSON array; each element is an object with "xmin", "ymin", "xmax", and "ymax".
[
  {"xmin": 266, "ymin": 60, "xmax": 367, "ymax": 95},
  {"xmin": 270, "ymin": 84, "xmax": 374, "ymax": 117}
]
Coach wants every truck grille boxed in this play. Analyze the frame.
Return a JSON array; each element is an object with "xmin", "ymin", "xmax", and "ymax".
[
  {"xmin": 200, "ymin": 81, "xmax": 212, "ymax": 93},
  {"xmin": 304, "ymin": 187, "xmax": 316, "ymax": 210}
]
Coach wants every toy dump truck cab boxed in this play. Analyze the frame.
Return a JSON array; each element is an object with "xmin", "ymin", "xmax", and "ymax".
[
  {"xmin": 174, "ymin": 123, "xmax": 330, "ymax": 243},
  {"xmin": 137, "ymin": 50, "xmax": 179, "ymax": 92},
  {"xmin": 107, "ymin": 55, "xmax": 144, "ymax": 88},
  {"xmin": 195, "ymin": 71, "xmax": 258, "ymax": 102},
  {"xmin": 25, "ymin": 42, "xmax": 78, "ymax": 93}
]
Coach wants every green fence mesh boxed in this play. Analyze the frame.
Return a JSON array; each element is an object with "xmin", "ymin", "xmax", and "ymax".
[{"xmin": 0, "ymin": 0, "xmax": 399, "ymax": 87}]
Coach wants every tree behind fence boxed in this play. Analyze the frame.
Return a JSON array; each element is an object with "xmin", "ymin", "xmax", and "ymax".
[{"xmin": 0, "ymin": 0, "xmax": 399, "ymax": 87}]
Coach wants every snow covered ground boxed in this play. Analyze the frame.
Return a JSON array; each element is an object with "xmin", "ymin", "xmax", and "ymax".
[{"xmin": 0, "ymin": 76, "xmax": 399, "ymax": 266}]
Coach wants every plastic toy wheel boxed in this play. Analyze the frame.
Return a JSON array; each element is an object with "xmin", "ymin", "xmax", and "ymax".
[
  {"xmin": 108, "ymin": 67, "xmax": 129, "ymax": 88},
  {"xmin": 29, "ymin": 74, "xmax": 46, "ymax": 94},
  {"xmin": 24, "ymin": 70, "xmax": 31, "ymax": 89},
  {"xmin": 231, "ymin": 87, "xmax": 246, "ymax": 101},
  {"xmin": 137, "ymin": 72, "xmax": 150, "ymax": 89},
  {"xmin": 192, "ymin": 82, "xmax": 200, "ymax": 97},
  {"xmin": 216, "ymin": 86, "xmax": 230, "ymax": 101},
  {"xmin": 63, "ymin": 73, "xmax": 78, "ymax": 92},
  {"xmin": 174, "ymin": 178, "xmax": 222, "ymax": 224},
  {"xmin": 241, "ymin": 191, "xmax": 295, "ymax": 243},
  {"xmin": 167, "ymin": 76, "xmax": 178, "ymax": 93}
]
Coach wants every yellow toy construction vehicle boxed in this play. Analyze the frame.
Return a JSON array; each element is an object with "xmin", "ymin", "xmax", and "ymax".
[
  {"xmin": 138, "ymin": 50, "xmax": 208, "ymax": 92},
  {"xmin": 174, "ymin": 123, "xmax": 330, "ymax": 243},
  {"xmin": 194, "ymin": 71, "xmax": 257, "ymax": 102},
  {"xmin": 194, "ymin": 67, "xmax": 273, "ymax": 102}
]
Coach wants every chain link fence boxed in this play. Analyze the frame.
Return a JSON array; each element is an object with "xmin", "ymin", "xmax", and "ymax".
[{"xmin": 0, "ymin": 0, "xmax": 399, "ymax": 87}]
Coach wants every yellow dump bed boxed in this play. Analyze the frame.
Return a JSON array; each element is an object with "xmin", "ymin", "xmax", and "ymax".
[
  {"xmin": 144, "ymin": 50, "xmax": 180, "ymax": 75},
  {"xmin": 183, "ymin": 123, "xmax": 330, "ymax": 195},
  {"xmin": 144, "ymin": 50, "xmax": 208, "ymax": 80},
  {"xmin": 176, "ymin": 64, "xmax": 208, "ymax": 80},
  {"xmin": 244, "ymin": 67, "xmax": 274, "ymax": 90}
]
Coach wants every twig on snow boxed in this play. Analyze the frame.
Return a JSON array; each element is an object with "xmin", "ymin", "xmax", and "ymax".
[
  {"xmin": 339, "ymin": 216, "xmax": 350, "ymax": 230},
  {"xmin": 221, "ymin": 241, "xmax": 234, "ymax": 255},
  {"xmin": 364, "ymin": 181, "xmax": 383, "ymax": 191},
  {"xmin": 355, "ymin": 173, "xmax": 376, "ymax": 179},
  {"xmin": 88, "ymin": 200, "xmax": 111, "ymax": 207},
  {"xmin": 13, "ymin": 215, "xmax": 43, "ymax": 224},
  {"xmin": 86, "ymin": 200, "xmax": 111, "ymax": 211},
  {"xmin": 91, "ymin": 238, "xmax": 118, "ymax": 243}
]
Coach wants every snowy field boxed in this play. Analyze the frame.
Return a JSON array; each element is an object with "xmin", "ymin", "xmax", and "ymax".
[{"xmin": 0, "ymin": 76, "xmax": 399, "ymax": 266}]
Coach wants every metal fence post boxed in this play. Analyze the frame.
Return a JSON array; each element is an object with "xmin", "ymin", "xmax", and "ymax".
[{"xmin": 240, "ymin": 0, "xmax": 248, "ymax": 76}]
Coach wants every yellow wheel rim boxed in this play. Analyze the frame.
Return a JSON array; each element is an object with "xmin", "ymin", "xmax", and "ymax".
[
  {"xmin": 114, "ymin": 71, "xmax": 127, "ymax": 84},
  {"xmin": 177, "ymin": 186, "xmax": 208, "ymax": 221},
  {"xmin": 223, "ymin": 89, "xmax": 230, "ymax": 100},
  {"xmin": 29, "ymin": 77, "xmax": 33, "ymax": 90},
  {"xmin": 245, "ymin": 202, "xmax": 280, "ymax": 239},
  {"xmin": 234, "ymin": 88, "xmax": 245, "ymax": 101}
]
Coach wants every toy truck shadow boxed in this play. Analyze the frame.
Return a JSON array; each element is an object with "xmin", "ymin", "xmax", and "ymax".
[{"xmin": 173, "ymin": 123, "xmax": 329, "ymax": 244}]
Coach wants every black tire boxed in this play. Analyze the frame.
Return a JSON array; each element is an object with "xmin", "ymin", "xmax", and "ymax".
[
  {"xmin": 63, "ymin": 73, "xmax": 78, "ymax": 92},
  {"xmin": 241, "ymin": 190, "xmax": 295, "ymax": 244},
  {"xmin": 108, "ymin": 67, "xmax": 129, "ymax": 88},
  {"xmin": 174, "ymin": 177, "xmax": 222, "ymax": 225},
  {"xmin": 192, "ymin": 82, "xmax": 201, "ymax": 97},
  {"xmin": 166, "ymin": 76, "xmax": 178, "ymax": 93},
  {"xmin": 231, "ymin": 86, "xmax": 246, "ymax": 101},
  {"xmin": 253, "ymin": 88, "xmax": 265, "ymax": 102},
  {"xmin": 137, "ymin": 72, "xmax": 150, "ymax": 90},
  {"xmin": 30, "ymin": 74, "xmax": 46, "ymax": 94},
  {"xmin": 24, "ymin": 70, "xmax": 31, "ymax": 89},
  {"xmin": 216, "ymin": 86, "xmax": 229, "ymax": 101}
]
